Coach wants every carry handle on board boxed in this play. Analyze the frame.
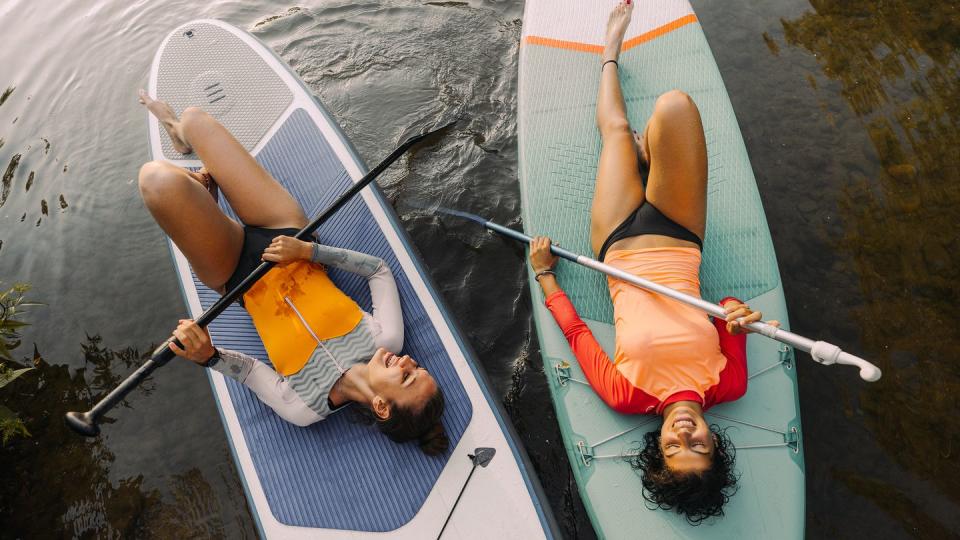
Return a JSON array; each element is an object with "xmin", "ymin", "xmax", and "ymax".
[
  {"xmin": 424, "ymin": 204, "xmax": 882, "ymax": 382},
  {"xmin": 64, "ymin": 123, "xmax": 454, "ymax": 437}
]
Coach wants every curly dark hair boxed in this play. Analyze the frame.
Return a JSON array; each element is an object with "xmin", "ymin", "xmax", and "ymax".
[
  {"xmin": 625, "ymin": 425, "xmax": 738, "ymax": 525},
  {"xmin": 352, "ymin": 388, "xmax": 449, "ymax": 456}
]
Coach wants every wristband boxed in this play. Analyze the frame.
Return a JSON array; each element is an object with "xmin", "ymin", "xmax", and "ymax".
[
  {"xmin": 535, "ymin": 269, "xmax": 556, "ymax": 282},
  {"xmin": 202, "ymin": 348, "xmax": 221, "ymax": 369},
  {"xmin": 601, "ymin": 59, "xmax": 618, "ymax": 71}
]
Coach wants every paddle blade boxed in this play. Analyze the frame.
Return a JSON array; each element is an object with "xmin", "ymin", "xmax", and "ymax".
[
  {"xmin": 64, "ymin": 411, "xmax": 100, "ymax": 437},
  {"xmin": 469, "ymin": 447, "xmax": 496, "ymax": 468},
  {"xmin": 397, "ymin": 116, "xmax": 460, "ymax": 148}
]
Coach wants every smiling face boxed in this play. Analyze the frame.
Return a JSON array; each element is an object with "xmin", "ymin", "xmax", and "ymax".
[
  {"xmin": 660, "ymin": 404, "xmax": 716, "ymax": 474},
  {"xmin": 366, "ymin": 348, "xmax": 438, "ymax": 419}
]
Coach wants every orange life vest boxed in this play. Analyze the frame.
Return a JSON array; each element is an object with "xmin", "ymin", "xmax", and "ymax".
[{"xmin": 242, "ymin": 260, "xmax": 362, "ymax": 376}]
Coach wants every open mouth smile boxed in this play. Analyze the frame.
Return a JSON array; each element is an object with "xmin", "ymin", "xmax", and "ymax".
[{"xmin": 384, "ymin": 353, "xmax": 399, "ymax": 368}]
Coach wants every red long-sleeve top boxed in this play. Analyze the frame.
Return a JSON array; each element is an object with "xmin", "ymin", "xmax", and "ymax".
[{"xmin": 545, "ymin": 291, "xmax": 748, "ymax": 414}]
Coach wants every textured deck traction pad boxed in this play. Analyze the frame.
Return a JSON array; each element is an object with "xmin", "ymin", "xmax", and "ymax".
[
  {"xmin": 156, "ymin": 23, "xmax": 292, "ymax": 158},
  {"xmin": 193, "ymin": 110, "xmax": 472, "ymax": 531}
]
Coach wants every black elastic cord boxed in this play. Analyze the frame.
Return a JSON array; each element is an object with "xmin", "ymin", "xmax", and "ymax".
[{"xmin": 602, "ymin": 59, "xmax": 619, "ymax": 71}]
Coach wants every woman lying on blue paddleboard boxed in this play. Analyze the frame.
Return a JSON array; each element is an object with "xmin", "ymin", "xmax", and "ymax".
[
  {"xmin": 136, "ymin": 90, "xmax": 448, "ymax": 455},
  {"xmin": 528, "ymin": 1, "xmax": 779, "ymax": 523}
]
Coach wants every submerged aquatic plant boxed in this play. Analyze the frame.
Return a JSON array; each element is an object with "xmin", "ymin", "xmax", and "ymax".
[
  {"xmin": 0, "ymin": 282, "xmax": 41, "ymax": 358},
  {"xmin": 0, "ymin": 282, "xmax": 42, "ymax": 445},
  {"xmin": 0, "ymin": 363, "xmax": 33, "ymax": 444}
]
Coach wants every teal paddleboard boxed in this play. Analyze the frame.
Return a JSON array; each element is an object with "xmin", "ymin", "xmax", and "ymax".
[{"xmin": 518, "ymin": 1, "xmax": 805, "ymax": 538}]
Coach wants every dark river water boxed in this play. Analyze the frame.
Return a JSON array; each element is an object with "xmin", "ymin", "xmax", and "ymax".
[{"xmin": 1, "ymin": 0, "xmax": 958, "ymax": 538}]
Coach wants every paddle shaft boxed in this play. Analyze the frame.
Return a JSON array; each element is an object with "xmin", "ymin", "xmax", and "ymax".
[
  {"xmin": 68, "ymin": 128, "xmax": 437, "ymax": 435},
  {"xmin": 482, "ymin": 220, "xmax": 882, "ymax": 382}
]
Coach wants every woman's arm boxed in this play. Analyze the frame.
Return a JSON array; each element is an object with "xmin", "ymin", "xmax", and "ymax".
[
  {"xmin": 262, "ymin": 235, "xmax": 382, "ymax": 275},
  {"xmin": 169, "ymin": 319, "xmax": 322, "ymax": 427},
  {"xmin": 706, "ymin": 298, "xmax": 781, "ymax": 407},
  {"xmin": 530, "ymin": 237, "xmax": 656, "ymax": 413},
  {"xmin": 715, "ymin": 297, "xmax": 749, "ymax": 367},
  {"xmin": 360, "ymin": 263, "xmax": 403, "ymax": 352},
  {"xmin": 710, "ymin": 300, "xmax": 749, "ymax": 404},
  {"xmin": 308, "ymin": 243, "xmax": 403, "ymax": 351}
]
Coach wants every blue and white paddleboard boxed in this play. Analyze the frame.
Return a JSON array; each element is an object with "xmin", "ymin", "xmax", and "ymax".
[{"xmin": 147, "ymin": 19, "xmax": 557, "ymax": 539}]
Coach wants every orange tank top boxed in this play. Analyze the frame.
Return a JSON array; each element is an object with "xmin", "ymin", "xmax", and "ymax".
[
  {"xmin": 242, "ymin": 260, "xmax": 363, "ymax": 376},
  {"xmin": 605, "ymin": 247, "xmax": 727, "ymax": 402}
]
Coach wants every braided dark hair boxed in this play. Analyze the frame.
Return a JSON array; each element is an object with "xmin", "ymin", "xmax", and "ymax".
[
  {"xmin": 354, "ymin": 387, "xmax": 448, "ymax": 456},
  {"xmin": 625, "ymin": 425, "xmax": 738, "ymax": 525}
]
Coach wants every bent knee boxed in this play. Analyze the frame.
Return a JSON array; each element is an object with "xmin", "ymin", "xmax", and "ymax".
[
  {"xmin": 179, "ymin": 106, "xmax": 210, "ymax": 135},
  {"xmin": 598, "ymin": 116, "xmax": 632, "ymax": 138},
  {"xmin": 138, "ymin": 161, "xmax": 188, "ymax": 202},
  {"xmin": 181, "ymin": 106, "xmax": 207, "ymax": 122},
  {"xmin": 138, "ymin": 161, "xmax": 174, "ymax": 194},
  {"xmin": 653, "ymin": 90, "xmax": 699, "ymax": 118}
]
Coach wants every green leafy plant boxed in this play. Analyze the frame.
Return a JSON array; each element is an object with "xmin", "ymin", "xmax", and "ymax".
[{"xmin": 0, "ymin": 282, "xmax": 42, "ymax": 444}]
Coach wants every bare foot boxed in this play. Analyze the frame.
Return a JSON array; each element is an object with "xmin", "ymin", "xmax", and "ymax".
[
  {"xmin": 603, "ymin": 1, "xmax": 634, "ymax": 62},
  {"xmin": 138, "ymin": 89, "xmax": 192, "ymax": 154}
]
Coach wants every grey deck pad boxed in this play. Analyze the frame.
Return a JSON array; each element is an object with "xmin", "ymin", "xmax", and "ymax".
[
  {"xmin": 195, "ymin": 109, "xmax": 472, "ymax": 530},
  {"xmin": 156, "ymin": 23, "xmax": 292, "ymax": 159}
]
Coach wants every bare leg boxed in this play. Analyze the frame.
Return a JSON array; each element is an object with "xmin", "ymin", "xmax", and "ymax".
[
  {"xmin": 639, "ymin": 91, "xmax": 708, "ymax": 242},
  {"xmin": 591, "ymin": 3, "xmax": 707, "ymax": 256},
  {"xmin": 138, "ymin": 160, "xmax": 244, "ymax": 291},
  {"xmin": 138, "ymin": 90, "xmax": 307, "ymax": 229},
  {"xmin": 590, "ymin": 1, "xmax": 643, "ymax": 257},
  {"xmin": 601, "ymin": 93, "xmax": 708, "ymax": 254}
]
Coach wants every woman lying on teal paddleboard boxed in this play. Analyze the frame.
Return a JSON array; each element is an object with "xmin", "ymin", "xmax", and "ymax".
[
  {"xmin": 136, "ymin": 91, "xmax": 447, "ymax": 455},
  {"xmin": 528, "ymin": 1, "xmax": 779, "ymax": 523}
]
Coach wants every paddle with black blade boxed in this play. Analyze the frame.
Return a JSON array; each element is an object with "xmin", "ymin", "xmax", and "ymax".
[
  {"xmin": 64, "ymin": 123, "xmax": 453, "ymax": 437},
  {"xmin": 436, "ymin": 448, "xmax": 496, "ymax": 539},
  {"xmin": 419, "ymin": 204, "xmax": 883, "ymax": 382}
]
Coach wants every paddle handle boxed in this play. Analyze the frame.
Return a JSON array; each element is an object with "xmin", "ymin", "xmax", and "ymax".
[{"xmin": 484, "ymin": 221, "xmax": 882, "ymax": 382}]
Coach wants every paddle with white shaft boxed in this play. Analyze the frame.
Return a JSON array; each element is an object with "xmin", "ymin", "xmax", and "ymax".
[{"xmin": 425, "ymin": 205, "xmax": 881, "ymax": 382}]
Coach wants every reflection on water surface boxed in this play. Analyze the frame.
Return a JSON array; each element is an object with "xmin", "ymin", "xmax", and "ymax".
[
  {"xmin": 0, "ymin": 334, "xmax": 248, "ymax": 538},
  {"xmin": 768, "ymin": 1, "xmax": 960, "ymax": 537},
  {"xmin": 784, "ymin": 0, "xmax": 960, "ymax": 495}
]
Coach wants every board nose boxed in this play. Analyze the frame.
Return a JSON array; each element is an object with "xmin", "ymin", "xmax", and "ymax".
[
  {"xmin": 173, "ymin": 25, "xmax": 235, "ymax": 118},
  {"xmin": 155, "ymin": 21, "xmax": 293, "ymax": 159}
]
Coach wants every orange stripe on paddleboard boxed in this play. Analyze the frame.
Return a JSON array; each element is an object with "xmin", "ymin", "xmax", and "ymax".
[
  {"xmin": 623, "ymin": 14, "xmax": 698, "ymax": 50},
  {"xmin": 523, "ymin": 36, "xmax": 604, "ymax": 54},
  {"xmin": 523, "ymin": 14, "xmax": 698, "ymax": 54}
]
